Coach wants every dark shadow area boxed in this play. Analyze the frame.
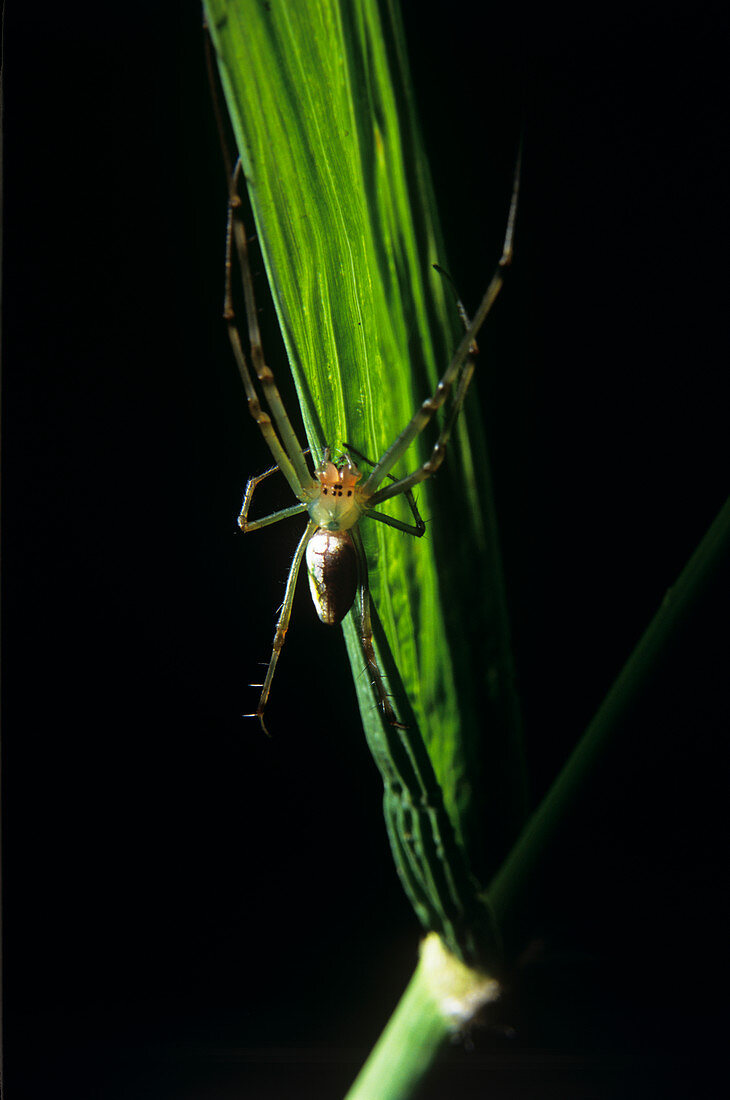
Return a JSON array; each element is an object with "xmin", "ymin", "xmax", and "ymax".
[{"xmin": 3, "ymin": 2, "xmax": 727, "ymax": 1096}]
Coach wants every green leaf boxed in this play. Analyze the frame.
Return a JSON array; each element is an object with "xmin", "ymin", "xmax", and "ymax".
[{"xmin": 204, "ymin": 0, "xmax": 525, "ymax": 957}]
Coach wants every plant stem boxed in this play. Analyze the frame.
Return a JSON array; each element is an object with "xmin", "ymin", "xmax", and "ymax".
[
  {"xmin": 487, "ymin": 494, "xmax": 730, "ymax": 955},
  {"xmin": 345, "ymin": 934, "xmax": 499, "ymax": 1100},
  {"xmin": 345, "ymin": 962, "xmax": 450, "ymax": 1100}
]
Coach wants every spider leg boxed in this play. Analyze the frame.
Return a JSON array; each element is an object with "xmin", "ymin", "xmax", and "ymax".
[
  {"xmin": 361, "ymin": 148, "xmax": 521, "ymax": 498},
  {"xmin": 225, "ymin": 162, "xmax": 313, "ymax": 496},
  {"xmin": 207, "ymin": 36, "xmax": 309, "ymax": 496},
  {"xmin": 343, "ymin": 441, "xmax": 426, "ymax": 537},
  {"xmin": 245, "ymin": 519, "xmax": 319, "ymax": 735},
  {"xmin": 351, "ymin": 526, "xmax": 407, "ymax": 729},
  {"xmin": 238, "ymin": 463, "xmax": 309, "ymax": 533},
  {"xmin": 240, "ymin": 500, "xmax": 308, "ymax": 534},
  {"xmin": 367, "ymin": 343, "xmax": 477, "ymax": 508},
  {"xmin": 364, "ymin": 508, "xmax": 425, "ymax": 537}
]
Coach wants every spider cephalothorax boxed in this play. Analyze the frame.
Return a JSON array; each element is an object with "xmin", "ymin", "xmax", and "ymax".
[{"xmin": 308, "ymin": 450, "xmax": 365, "ymax": 532}]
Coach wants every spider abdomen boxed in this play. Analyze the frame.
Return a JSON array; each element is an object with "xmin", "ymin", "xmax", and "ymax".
[{"xmin": 305, "ymin": 528, "xmax": 358, "ymax": 626}]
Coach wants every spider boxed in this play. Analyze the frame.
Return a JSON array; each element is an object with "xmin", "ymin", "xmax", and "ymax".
[{"xmin": 224, "ymin": 159, "xmax": 519, "ymax": 735}]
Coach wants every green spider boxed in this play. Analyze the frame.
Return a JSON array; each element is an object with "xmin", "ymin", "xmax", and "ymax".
[{"xmin": 225, "ymin": 160, "xmax": 519, "ymax": 734}]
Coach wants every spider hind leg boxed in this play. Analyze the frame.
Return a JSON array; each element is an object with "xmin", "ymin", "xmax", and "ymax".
[
  {"xmin": 350, "ymin": 526, "xmax": 407, "ymax": 730},
  {"xmin": 245, "ymin": 519, "xmax": 318, "ymax": 735}
]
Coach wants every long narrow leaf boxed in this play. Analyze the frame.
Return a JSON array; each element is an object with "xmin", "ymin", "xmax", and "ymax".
[{"xmin": 204, "ymin": 0, "xmax": 525, "ymax": 952}]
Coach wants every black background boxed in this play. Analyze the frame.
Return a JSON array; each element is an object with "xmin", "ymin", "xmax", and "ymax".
[{"xmin": 3, "ymin": 2, "xmax": 728, "ymax": 1097}]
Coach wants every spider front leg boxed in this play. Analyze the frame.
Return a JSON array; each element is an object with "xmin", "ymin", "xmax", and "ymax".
[
  {"xmin": 367, "ymin": 343, "xmax": 478, "ymax": 509},
  {"xmin": 224, "ymin": 160, "xmax": 313, "ymax": 499},
  {"xmin": 361, "ymin": 148, "xmax": 521, "ymax": 507}
]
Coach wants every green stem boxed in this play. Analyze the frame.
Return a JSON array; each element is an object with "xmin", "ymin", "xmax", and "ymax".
[
  {"xmin": 487, "ymin": 494, "xmax": 730, "ymax": 954},
  {"xmin": 345, "ymin": 934, "xmax": 499, "ymax": 1100},
  {"xmin": 346, "ymin": 963, "xmax": 449, "ymax": 1100}
]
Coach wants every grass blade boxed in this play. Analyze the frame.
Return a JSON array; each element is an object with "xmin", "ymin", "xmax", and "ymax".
[{"xmin": 204, "ymin": 0, "xmax": 525, "ymax": 955}]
